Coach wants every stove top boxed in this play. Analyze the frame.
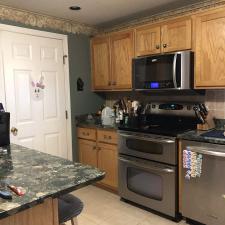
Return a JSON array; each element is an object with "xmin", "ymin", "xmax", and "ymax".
[{"xmin": 118, "ymin": 124, "xmax": 192, "ymax": 137}]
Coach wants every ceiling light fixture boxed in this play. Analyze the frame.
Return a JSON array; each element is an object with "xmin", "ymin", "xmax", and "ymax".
[{"xmin": 69, "ymin": 6, "xmax": 81, "ymax": 11}]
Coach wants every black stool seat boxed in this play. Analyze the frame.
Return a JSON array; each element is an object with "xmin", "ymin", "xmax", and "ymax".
[{"xmin": 58, "ymin": 194, "xmax": 83, "ymax": 224}]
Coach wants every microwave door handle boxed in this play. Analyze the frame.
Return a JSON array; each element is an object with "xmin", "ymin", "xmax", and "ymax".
[
  {"xmin": 173, "ymin": 53, "xmax": 178, "ymax": 88},
  {"xmin": 119, "ymin": 157, "xmax": 175, "ymax": 174},
  {"xmin": 119, "ymin": 133, "xmax": 175, "ymax": 144},
  {"xmin": 188, "ymin": 146, "xmax": 225, "ymax": 158}
]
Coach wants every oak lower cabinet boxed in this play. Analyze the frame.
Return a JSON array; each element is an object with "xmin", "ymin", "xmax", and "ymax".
[
  {"xmin": 194, "ymin": 8, "xmax": 225, "ymax": 88},
  {"xmin": 78, "ymin": 139, "xmax": 97, "ymax": 167},
  {"xmin": 97, "ymin": 143, "xmax": 118, "ymax": 189},
  {"xmin": 77, "ymin": 127, "xmax": 118, "ymax": 191},
  {"xmin": 135, "ymin": 17, "xmax": 192, "ymax": 57}
]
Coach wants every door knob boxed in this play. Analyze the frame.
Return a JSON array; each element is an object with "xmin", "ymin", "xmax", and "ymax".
[{"xmin": 11, "ymin": 127, "xmax": 18, "ymax": 136}]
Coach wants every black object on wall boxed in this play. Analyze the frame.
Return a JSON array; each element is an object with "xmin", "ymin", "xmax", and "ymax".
[{"xmin": 77, "ymin": 77, "xmax": 84, "ymax": 91}]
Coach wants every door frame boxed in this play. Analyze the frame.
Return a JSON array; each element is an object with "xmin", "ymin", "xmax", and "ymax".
[{"xmin": 0, "ymin": 24, "xmax": 73, "ymax": 160}]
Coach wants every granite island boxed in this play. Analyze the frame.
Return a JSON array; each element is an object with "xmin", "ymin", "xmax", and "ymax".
[{"xmin": 0, "ymin": 144, "xmax": 105, "ymax": 225}]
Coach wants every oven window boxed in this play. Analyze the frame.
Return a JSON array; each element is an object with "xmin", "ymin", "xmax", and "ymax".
[
  {"xmin": 127, "ymin": 167, "xmax": 163, "ymax": 201},
  {"xmin": 126, "ymin": 139, "xmax": 163, "ymax": 154}
]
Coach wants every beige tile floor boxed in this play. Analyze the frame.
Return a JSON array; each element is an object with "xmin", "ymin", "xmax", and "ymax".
[{"xmin": 66, "ymin": 185, "xmax": 188, "ymax": 225}]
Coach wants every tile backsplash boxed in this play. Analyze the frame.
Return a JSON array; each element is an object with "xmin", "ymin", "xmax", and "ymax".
[{"xmin": 105, "ymin": 90, "xmax": 225, "ymax": 119}]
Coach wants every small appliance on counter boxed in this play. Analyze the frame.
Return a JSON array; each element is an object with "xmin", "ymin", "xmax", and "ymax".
[
  {"xmin": 101, "ymin": 106, "xmax": 115, "ymax": 126},
  {"xmin": 0, "ymin": 103, "xmax": 10, "ymax": 147}
]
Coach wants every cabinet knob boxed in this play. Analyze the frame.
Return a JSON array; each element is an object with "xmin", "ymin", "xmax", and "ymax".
[
  {"xmin": 108, "ymin": 136, "xmax": 112, "ymax": 139},
  {"xmin": 163, "ymin": 44, "xmax": 167, "ymax": 48},
  {"xmin": 108, "ymin": 81, "xmax": 111, "ymax": 86},
  {"xmin": 155, "ymin": 44, "xmax": 160, "ymax": 49},
  {"xmin": 112, "ymin": 81, "xmax": 116, "ymax": 85},
  {"xmin": 93, "ymin": 146, "xmax": 96, "ymax": 150}
]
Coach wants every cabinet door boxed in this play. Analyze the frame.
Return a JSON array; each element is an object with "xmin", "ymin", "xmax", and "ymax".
[
  {"xmin": 195, "ymin": 10, "xmax": 225, "ymax": 88},
  {"xmin": 78, "ymin": 139, "xmax": 97, "ymax": 167},
  {"xmin": 136, "ymin": 25, "xmax": 161, "ymax": 56},
  {"xmin": 110, "ymin": 31, "xmax": 134, "ymax": 89},
  {"xmin": 98, "ymin": 143, "xmax": 118, "ymax": 189},
  {"xmin": 91, "ymin": 37, "xmax": 111, "ymax": 90},
  {"xmin": 161, "ymin": 18, "xmax": 192, "ymax": 53}
]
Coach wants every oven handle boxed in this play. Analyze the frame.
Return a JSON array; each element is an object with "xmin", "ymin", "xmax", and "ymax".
[
  {"xmin": 119, "ymin": 133, "xmax": 175, "ymax": 144},
  {"xmin": 119, "ymin": 157, "xmax": 175, "ymax": 174},
  {"xmin": 188, "ymin": 146, "xmax": 225, "ymax": 158},
  {"xmin": 173, "ymin": 53, "xmax": 178, "ymax": 89}
]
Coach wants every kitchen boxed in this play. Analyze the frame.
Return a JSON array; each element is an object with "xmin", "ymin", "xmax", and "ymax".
[{"xmin": 1, "ymin": 0, "xmax": 225, "ymax": 225}]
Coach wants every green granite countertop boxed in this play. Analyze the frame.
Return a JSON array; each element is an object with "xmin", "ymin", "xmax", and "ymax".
[
  {"xmin": 178, "ymin": 129, "xmax": 225, "ymax": 145},
  {"xmin": 0, "ymin": 144, "xmax": 105, "ymax": 219}
]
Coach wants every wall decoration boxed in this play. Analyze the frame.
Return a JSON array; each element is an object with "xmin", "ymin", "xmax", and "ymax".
[
  {"xmin": 30, "ymin": 76, "xmax": 45, "ymax": 101},
  {"xmin": 77, "ymin": 77, "xmax": 84, "ymax": 91},
  {"xmin": 101, "ymin": 0, "xmax": 225, "ymax": 34},
  {"xmin": 0, "ymin": 4, "xmax": 98, "ymax": 35}
]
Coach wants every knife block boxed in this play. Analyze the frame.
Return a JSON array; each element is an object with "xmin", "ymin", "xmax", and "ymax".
[{"xmin": 197, "ymin": 112, "xmax": 215, "ymax": 131}]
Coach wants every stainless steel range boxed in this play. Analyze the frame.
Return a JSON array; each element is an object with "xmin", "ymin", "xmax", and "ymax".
[{"xmin": 118, "ymin": 102, "xmax": 202, "ymax": 220}]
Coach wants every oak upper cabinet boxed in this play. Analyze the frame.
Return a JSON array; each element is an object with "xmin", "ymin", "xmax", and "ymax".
[
  {"xmin": 161, "ymin": 18, "xmax": 192, "ymax": 53},
  {"xmin": 194, "ymin": 9, "xmax": 225, "ymax": 88},
  {"xmin": 91, "ymin": 30, "xmax": 134, "ymax": 91},
  {"xmin": 135, "ymin": 18, "xmax": 192, "ymax": 57},
  {"xmin": 110, "ymin": 30, "xmax": 134, "ymax": 89},
  {"xmin": 91, "ymin": 37, "xmax": 111, "ymax": 90},
  {"xmin": 97, "ymin": 143, "xmax": 118, "ymax": 189},
  {"xmin": 136, "ymin": 25, "xmax": 161, "ymax": 56},
  {"xmin": 78, "ymin": 139, "xmax": 97, "ymax": 167}
]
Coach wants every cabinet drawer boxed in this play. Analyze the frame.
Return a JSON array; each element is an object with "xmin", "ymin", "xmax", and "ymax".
[
  {"xmin": 97, "ymin": 129, "xmax": 118, "ymax": 145},
  {"xmin": 77, "ymin": 127, "xmax": 96, "ymax": 141}
]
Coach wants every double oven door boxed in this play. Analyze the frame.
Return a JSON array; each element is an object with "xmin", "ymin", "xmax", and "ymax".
[{"xmin": 118, "ymin": 131, "xmax": 178, "ymax": 218}]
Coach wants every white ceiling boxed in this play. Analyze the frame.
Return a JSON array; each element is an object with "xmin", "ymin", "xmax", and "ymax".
[{"xmin": 0, "ymin": 0, "xmax": 201, "ymax": 26}]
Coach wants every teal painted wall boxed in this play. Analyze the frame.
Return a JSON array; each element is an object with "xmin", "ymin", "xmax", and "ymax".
[{"xmin": 0, "ymin": 19, "xmax": 105, "ymax": 161}]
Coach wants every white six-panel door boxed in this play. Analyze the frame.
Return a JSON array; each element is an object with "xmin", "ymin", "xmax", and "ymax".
[{"xmin": 1, "ymin": 30, "xmax": 69, "ymax": 159}]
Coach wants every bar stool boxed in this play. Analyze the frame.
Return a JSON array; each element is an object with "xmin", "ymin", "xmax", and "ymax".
[{"xmin": 58, "ymin": 194, "xmax": 84, "ymax": 225}]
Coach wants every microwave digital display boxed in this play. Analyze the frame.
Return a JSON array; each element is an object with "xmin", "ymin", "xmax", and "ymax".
[{"xmin": 150, "ymin": 82, "xmax": 159, "ymax": 89}]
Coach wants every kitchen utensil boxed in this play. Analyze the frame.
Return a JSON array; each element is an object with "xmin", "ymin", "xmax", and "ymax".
[{"xmin": 7, "ymin": 185, "xmax": 26, "ymax": 196}]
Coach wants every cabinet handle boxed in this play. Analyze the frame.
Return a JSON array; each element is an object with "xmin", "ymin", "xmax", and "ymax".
[
  {"xmin": 104, "ymin": 135, "xmax": 107, "ymax": 139},
  {"xmin": 163, "ymin": 44, "xmax": 167, "ymax": 48},
  {"xmin": 93, "ymin": 146, "xmax": 96, "ymax": 150},
  {"xmin": 82, "ymin": 132, "xmax": 86, "ymax": 136},
  {"xmin": 112, "ymin": 81, "xmax": 116, "ymax": 85},
  {"xmin": 155, "ymin": 44, "xmax": 160, "ymax": 49},
  {"xmin": 108, "ymin": 81, "xmax": 111, "ymax": 86},
  {"xmin": 86, "ymin": 133, "xmax": 89, "ymax": 136},
  {"xmin": 108, "ymin": 136, "xmax": 112, "ymax": 139}
]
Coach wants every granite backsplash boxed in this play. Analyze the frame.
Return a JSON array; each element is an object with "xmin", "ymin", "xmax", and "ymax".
[{"xmin": 104, "ymin": 90, "xmax": 225, "ymax": 119}]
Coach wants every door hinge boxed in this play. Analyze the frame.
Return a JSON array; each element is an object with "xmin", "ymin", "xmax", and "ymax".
[
  {"xmin": 63, "ymin": 55, "xmax": 68, "ymax": 65},
  {"xmin": 65, "ymin": 110, "xmax": 68, "ymax": 120}
]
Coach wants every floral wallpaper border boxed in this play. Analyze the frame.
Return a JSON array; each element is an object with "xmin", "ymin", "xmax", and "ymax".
[
  {"xmin": 0, "ymin": 4, "xmax": 98, "ymax": 35},
  {"xmin": 101, "ymin": 0, "xmax": 225, "ymax": 33}
]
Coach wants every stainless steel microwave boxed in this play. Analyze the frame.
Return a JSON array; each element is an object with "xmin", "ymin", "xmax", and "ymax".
[{"xmin": 133, "ymin": 51, "xmax": 194, "ymax": 90}]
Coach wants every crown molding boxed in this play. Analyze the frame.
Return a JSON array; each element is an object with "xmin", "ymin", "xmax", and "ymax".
[
  {"xmin": 0, "ymin": 4, "xmax": 98, "ymax": 35},
  {"xmin": 100, "ymin": 0, "xmax": 225, "ymax": 33}
]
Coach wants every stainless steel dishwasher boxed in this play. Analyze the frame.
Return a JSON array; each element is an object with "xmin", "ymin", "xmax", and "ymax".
[{"xmin": 182, "ymin": 140, "xmax": 225, "ymax": 225}]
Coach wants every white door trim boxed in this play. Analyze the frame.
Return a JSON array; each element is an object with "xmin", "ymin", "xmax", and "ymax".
[{"xmin": 0, "ymin": 24, "xmax": 73, "ymax": 161}]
